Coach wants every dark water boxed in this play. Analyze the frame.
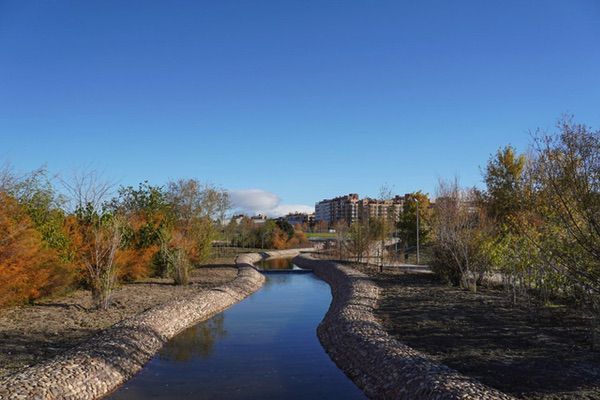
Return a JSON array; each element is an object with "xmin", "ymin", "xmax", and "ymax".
[
  {"xmin": 255, "ymin": 257, "xmax": 304, "ymax": 270},
  {"xmin": 107, "ymin": 273, "xmax": 365, "ymax": 400}
]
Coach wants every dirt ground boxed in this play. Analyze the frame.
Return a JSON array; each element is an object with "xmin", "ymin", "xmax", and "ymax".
[
  {"xmin": 351, "ymin": 263, "xmax": 600, "ymax": 400},
  {"xmin": 0, "ymin": 265, "xmax": 238, "ymax": 378}
]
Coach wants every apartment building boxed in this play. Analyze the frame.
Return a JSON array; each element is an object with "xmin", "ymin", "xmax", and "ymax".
[
  {"xmin": 358, "ymin": 195, "xmax": 404, "ymax": 223},
  {"xmin": 316, "ymin": 194, "xmax": 406, "ymax": 226},
  {"xmin": 284, "ymin": 212, "xmax": 315, "ymax": 227},
  {"xmin": 314, "ymin": 194, "xmax": 359, "ymax": 225}
]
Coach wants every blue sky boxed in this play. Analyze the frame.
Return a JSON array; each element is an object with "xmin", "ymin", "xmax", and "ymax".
[{"xmin": 1, "ymin": 1, "xmax": 599, "ymax": 215}]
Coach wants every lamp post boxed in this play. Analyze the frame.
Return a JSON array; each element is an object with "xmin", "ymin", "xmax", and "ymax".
[{"xmin": 414, "ymin": 198, "xmax": 420, "ymax": 265}]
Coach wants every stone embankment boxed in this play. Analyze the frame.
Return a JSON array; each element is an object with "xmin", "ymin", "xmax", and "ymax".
[
  {"xmin": 0, "ymin": 260, "xmax": 265, "ymax": 400},
  {"xmin": 293, "ymin": 255, "xmax": 514, "ymax": 400}
]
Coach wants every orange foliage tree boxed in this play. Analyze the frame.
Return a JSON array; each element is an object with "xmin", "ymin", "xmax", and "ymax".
[
  {"xmin": 108, "ymin": 183, "xmax": 169, "ymax": 281},
  {"xmin": 0, "ymin": 193, "xmax": 62, "ymax": 306},
  {"xmin": 64, "ymin": 210, "xmax": 123, "ymax": 310},
  {"xmin": 271, "ymin": 227, "xmax": 288, "ymax": 249}
]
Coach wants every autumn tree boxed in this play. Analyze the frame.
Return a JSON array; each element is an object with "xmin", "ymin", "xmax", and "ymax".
[
  {"xmin": 0, "ymin": 193, "xmax": 62, "ymax": 306},
  {"xmin": 333, "ymin": 220, "xmax": 349, "ymax": 259},
  {"xmin": 481, "ymin": 145, "xmax": 541, "ymax": 303},
  {"xmin": 430, "ymin": 178, "xmax": 493, "ymax": 291},
  {"xmin": 530, "ymin": 118, "xmax": 600, "ymax": 305},
  {"xmin": 159, "ymin": 179, "xmax": 228, "ymax": 284},
  {"xmin": 370, "ymin": 184, "xmax": 396, "ymax": 270},
  {"xmin": 315, "ymin": 220, "xmax": 328, "ymax": 233},
  {"xmin": 0, "ymin": 166, "xmax": 76, "ymax": 303},
  {"xmin": 63, "ymin": 171, "xmax": 122, "ymax": 309},
  {"xmin": 108, "ymin": 182, "xmax": 169, "ymax": 280},
  {"xmin": 484, "ymin": 145, "xmax": 527, "ymax": 222},
  {"xmin": 287, "ymin": 228, "xmax": 310, "ymax": 249},
  {"xmin": 276, "ymin": 219, "xmax": 294, "ymax": 240},
  {"xmin": 347, "ymin": 220, "xmax": 372, "ymax": 263}
]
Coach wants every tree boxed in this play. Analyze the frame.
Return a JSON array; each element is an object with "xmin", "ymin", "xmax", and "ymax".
[
  {"xmin": 397, "ymin": 191, "xmax": 431, "ymax": 262},
  {"xmin": 62, "ymin": 171, "xmax": 123, "ymax": 309},
  {"xmin": 1, "ymin": 166, "xmax": 77, "ymax": 295},
  {"xmin": 347, "ymin": 221, "xmax": 372, "ymax": 263},
  {"xmin": 287, "ymin": 229, "xmax": 310, "ymax": 249},
  {"xmin": 482, "ymin": 145, "xmax": 540, "ymax": 303},
  {"xmin": 65, "ymin": 207, "xmax": 123, "ymax": 309},
  {"xmin": 0, "ymin": 193, "xmax": 63, "ymax": 306},
  {"xmin": 430, "ymin": 178, "xmax": 492, "ymax": 291},
  {"xmin": 276, "ymin": 219, "xmax": 294, "ymax": 239},
  {"xmin": 315, "ymin": 220, "xmax": 328, "ymax": 233},
  {"xmin": 373, "ymin": 184, "xmax": 396, "ymax": 270},
  {"xmin": 333, "ymin": 220, "xmax": 349, "ymax": 259},
  {"xmin": 271, "ymin": 227, "xmax": 288, "ymax": 249},
  {"xmin": 108, "ymin": 182, "xmax": 169, "ymax": 280},
  {"xmin": 530, "ymin": 118, "xmax": 600, "ymax": 303},
  {"xmin": 484, "ymin": 145, "xmax": 527, "ymax": 222},
  {"xmin": 1, "ymin": 166, "xmax": 72, "ymax": 260},
  {"xmin": 159, "ymin": 179, "xmax": 228, "ymax": 284}
]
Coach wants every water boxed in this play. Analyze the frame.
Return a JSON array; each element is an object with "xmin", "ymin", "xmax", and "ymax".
[
  {"xmin": 255, "ymin": 257, "xmax": 304, "ymax": 271},
  {"xmin": 107, "ymin": 272, "xmax": 365, "ymax": 399}
]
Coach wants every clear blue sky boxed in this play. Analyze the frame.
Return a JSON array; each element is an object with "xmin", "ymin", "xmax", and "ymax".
[{"xmin": 1, "ymin": 1, "xmax": 599, "ymax": 214}]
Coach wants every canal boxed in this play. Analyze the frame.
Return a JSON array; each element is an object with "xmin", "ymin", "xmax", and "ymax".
[{"xmin": 107, "ymin": 259, "xmax": 365, "ymax": 399}]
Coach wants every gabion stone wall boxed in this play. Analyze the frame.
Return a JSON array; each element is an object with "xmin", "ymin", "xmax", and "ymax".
[
  {"xmin": 0, "ymin": 263, "xmax": 265, "ymax": 400},
  {"xmin": 293, "ymin": 255, "xmax": 514, "ymax": 400}
]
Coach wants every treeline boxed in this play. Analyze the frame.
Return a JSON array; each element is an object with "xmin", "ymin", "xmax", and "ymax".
[
  {"xmin": 429, "ymin": 118, "xmax": 600, "ymax": 311},
  {"xmin": 0, "ymin": 170, "xmax": 229, "ymax": 309},
  {"xmin": 223, "ymin": 217, "xmax": 310, "ymax": 250}
]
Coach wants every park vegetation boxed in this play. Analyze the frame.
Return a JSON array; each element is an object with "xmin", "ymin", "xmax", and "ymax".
[
  {"xmin": 223, "ymin": 217, "xmax": 310, "ymax": 250},
  {"xmin": 429, "ymin": 117, "xmax": 600, "ymax": 316},
  {"xmin": 0, "ymin": 169, "xmax": 230, "ymax": 310},
  {"xmin": 2, "ymin": 117, "xmax": 597, "ymax": 316},
  {"xmin": 322, "ymin": 117, "xmax": 599, "ymax": 317}
]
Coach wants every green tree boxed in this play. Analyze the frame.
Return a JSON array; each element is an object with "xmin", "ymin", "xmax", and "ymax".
[
  {"xmin": 347, "ymin": 221, "xmax": 372, "ymax": 263},
  {"xmin": 531, "ymin": 118, "xmax": 600, "ymax": 303},
  {"xmin": 484, "ymin": 145, "xmax": 527, "ymax": 222},
  {"xmin": 276, "ymin": 219, "xmax": 294, "ymax": 239},
  {"xmin": 396, "ymin": 191, "xmax": 430, "ymax": 261}
]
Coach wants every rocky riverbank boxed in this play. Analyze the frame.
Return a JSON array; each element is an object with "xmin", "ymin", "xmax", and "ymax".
[
  {"xmin": 293, "ymin": 255, "xmax": 514, "ymax": 400},
  {"xmin": 0, "ymin": 263, "xmax": 265, "ymax": 399}
]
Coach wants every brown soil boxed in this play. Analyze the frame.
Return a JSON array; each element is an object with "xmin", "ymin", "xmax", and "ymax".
[
  {"xmin": 351, "ymin": 263, "xmax": 600, "ymax": 400},
  {"xmin": 0, "ymin": 265, "xmax": 238, "ymax": 378}
]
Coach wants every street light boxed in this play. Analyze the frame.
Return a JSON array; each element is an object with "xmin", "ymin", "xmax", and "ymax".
[{"xmin": 411, "ymin": 198, "xmax": 420, "ymax": 265}]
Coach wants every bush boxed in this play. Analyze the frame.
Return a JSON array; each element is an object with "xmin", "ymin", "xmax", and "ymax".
[{"xmin": 0, "ymin": 193, "xmax": 72, "ymax": 306}]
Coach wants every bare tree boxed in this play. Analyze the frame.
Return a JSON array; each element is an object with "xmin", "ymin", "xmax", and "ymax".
[
  {"xmin": 0, "ymin": 161, "xmax": 17, "ymax": 193},
  {"xmin": 61, "ymin": 170, "xmax": 115, "ymax": 213},
  {"xmin": 63, "ymin": 170, "xmax": 122, "ymax": 309},
  {"xmin": 376, "ymin": 184, "xmax": 395, "ymax": 271},
  {"xmin": 333, "ymin": 220, "xmax": 349, "ymax": 260},
  {"xmin": 347, "ymin": 221, "xmax": 371, "ymax": 263},
  {"xmin": 85, "ymin": 217, "xmax": 123, "ymax": 309},
  {"xmin": 431, "ymin": 178, "xmax": 492, "ymax": 291}
]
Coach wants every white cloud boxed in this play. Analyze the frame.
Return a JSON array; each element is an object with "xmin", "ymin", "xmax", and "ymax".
[
  {"xmin": 229, "ymin": 189, "xmax": 314, "ymax": 217},
  {"xmin": 271, "ymin": 204, "xmax": 314, "ymax": 217}
]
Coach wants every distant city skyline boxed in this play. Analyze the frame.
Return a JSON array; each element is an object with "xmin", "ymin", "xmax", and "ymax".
[{"xmin": 2, "ymin": 1, "xmax": 599, "ymax": 216}]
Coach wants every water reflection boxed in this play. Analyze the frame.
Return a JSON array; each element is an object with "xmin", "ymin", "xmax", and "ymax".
[
  {"xmin": 256, "ymin": 257, "xmax": 303, "ymax": 270},
  {"xmin": 107, "ymin": 273, "xmax": 365, "ymax": 400},
  {"xmin": 160, "ymin": 314, "xmax": 227, "ymax": 362}
]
